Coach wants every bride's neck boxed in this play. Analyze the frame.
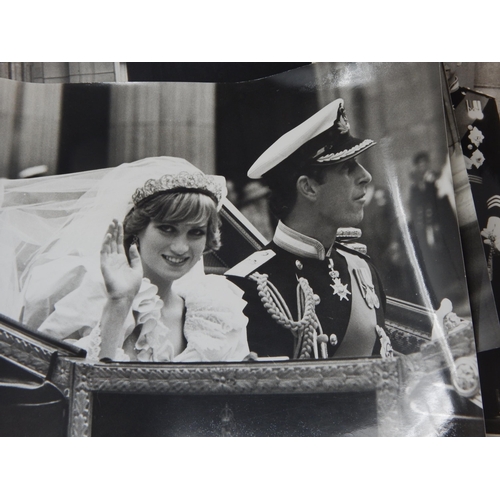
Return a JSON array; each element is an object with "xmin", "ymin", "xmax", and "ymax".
[{"xmin": 156, "ymin": 280, "xmax": 175, "ymax": 302}]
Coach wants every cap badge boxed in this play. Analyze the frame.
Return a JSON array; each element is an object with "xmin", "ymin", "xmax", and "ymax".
[{"xmin": 335, "ymin": 103, "xmax": 350, "ymax": 135}]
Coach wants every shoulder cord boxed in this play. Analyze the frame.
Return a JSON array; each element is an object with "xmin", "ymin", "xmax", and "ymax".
[{"xmin": 249, "ymin": 272, "xmax": 325, "ymax": 359}]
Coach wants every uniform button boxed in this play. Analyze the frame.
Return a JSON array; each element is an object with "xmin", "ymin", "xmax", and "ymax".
[
  {"xmin": 295, "ymin": 260, "xmax": 303, "ymax": 270},
  {"xmin": 313, "ymin": 294, "xmax": 321, "ymax": 304},
  {"xmin": 329, "ymin": 334, "xmax": 338, "ymax": 346}
]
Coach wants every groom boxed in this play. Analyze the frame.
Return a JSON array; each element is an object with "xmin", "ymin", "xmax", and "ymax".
[{"xmin": 226, "ymin": 98, "xmax": 391, "ymax": 360}]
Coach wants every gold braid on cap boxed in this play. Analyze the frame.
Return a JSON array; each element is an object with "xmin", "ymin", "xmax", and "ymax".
[{"xmin": 132, "ymin": 171, "xmax": 223, "ymax": 206}]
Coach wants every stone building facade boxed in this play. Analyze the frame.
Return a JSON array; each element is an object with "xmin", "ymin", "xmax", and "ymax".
[{"xmin": 0, "ymin": 62, "xmax": 127, "ymax": 83}]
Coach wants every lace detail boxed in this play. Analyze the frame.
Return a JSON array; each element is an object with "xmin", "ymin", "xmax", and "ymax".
[
  {"xmin": 39, "ymin": 273, "xmax": 247, "ymax": 363},
  {"xmin": 63, "ymin": 277, "xmax": 175, "ymax": 362},
  {"xmin": 70, "ymin": 324, "xmax": 131, "ymax": 362},
  {"xmin": 131, "ymin": 278, "xmax": 175, "ymax": 362},
  {"xmin": 71, "ymin": 324, "xmax": 102, "ymax": 362},
  {"xmin": 173, "ymin": 274, "xmax": 249, "ymax": 362}
]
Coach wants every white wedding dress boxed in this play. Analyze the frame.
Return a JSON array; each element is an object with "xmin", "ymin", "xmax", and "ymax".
[
  {"xmin": 23, "ymin": 263, "xmax": 249, "ymax": 362},
  {"xmin": 1, "ymin": 156, "xmax": 250, "ymax": 363}
]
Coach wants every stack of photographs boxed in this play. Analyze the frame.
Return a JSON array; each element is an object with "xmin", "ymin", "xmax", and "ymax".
[{"xmin": 0, "ymin": 62, "xmax": 498, "ymax": 436}]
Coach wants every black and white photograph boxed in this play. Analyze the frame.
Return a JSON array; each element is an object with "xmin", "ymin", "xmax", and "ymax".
[
  {"xmin": 0, "ymin": 62, "xmax": 487, "ymax": 436},
  {"xmin": 443, "ymin": 62, "xmax": 500, "ymax": 432}
]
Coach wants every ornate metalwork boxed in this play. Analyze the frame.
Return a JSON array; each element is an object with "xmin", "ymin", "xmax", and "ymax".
[
  {"xmin": 0, "ymin": 326, "xmax": 73, "ymax": 392},
  {"xmin": 73, "ymin": 358, "xmax": 398, "ymax": 394},
  {"xmin": 0, "ymin": 327, "xmax": 53, "ymax": 374},
  {"xmin": 69, "ymin": 389, "xmax": 92, "ymax": 437},
  {"xmin": 67, "ymin": 357, "xmax": 401, "ymax": 437},
  {"xmin": 1, "ymin": 302, "xmax": 481, "ymax": 437}
]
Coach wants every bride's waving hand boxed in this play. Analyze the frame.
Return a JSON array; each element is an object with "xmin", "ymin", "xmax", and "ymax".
[
  {"xmin": 9, "ymin": 157, "xmax": 250, "ymax": 362},
  {"xmin": 98, "ymin": 219, "xmax": 144, "ymax": 360},
  {"xmin": 100, "ymin": 219, "xmax": 143, "ymax": 301}
]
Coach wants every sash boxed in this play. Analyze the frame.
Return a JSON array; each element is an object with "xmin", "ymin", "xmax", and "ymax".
[{"xmin": 333, "ymin": 250, "xmax": 378, "ymax": 358}]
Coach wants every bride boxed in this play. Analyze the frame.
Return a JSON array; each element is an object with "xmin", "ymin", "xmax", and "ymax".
[{"xmin": 0, "ymin": 156, "xmax": 249, "ymax": 362}]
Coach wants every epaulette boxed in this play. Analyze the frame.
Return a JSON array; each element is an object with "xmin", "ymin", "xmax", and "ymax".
[
  {"xmin": 224, "ymin": 249, "xmax": 276, "ymax": 278},
  {"xmin": 336, "ymin": 227, "xmax": 362, "ymax": 242},
  {"xmin": 335, "ymin": 241, "xmax": 371, "ymax": 260}
]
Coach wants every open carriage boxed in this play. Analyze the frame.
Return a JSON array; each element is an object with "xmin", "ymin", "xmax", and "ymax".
[{"xmin": 0, "ymin": 202, "xmax": 484, "ymax": 437}]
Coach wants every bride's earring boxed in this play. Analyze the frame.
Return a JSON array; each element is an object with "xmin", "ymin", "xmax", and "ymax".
[{"xmin": 132, "ymin": 234, "xmax": 140, "ymax": 251}]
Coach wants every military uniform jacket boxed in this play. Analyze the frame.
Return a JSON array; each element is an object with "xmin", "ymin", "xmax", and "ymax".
[
  {"xmin": 225, "ymin": 221, "xmax": 387, "ymax": 359},
  {"xmin": 452, "ymin": 87, "xmax": 500, "ymax": 228},
  {"xmin": 452, "ymin": 87, "xmax": 500, "ymax": 300}
]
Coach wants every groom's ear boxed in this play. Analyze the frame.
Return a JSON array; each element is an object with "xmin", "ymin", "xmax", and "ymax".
[{"xmin": 296, "ymin": 175, "xmax": 319, "ymax": 201}]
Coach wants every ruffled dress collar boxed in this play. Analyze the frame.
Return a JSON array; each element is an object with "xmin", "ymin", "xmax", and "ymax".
[{"xmin": 129, "ymin": 278, "xmax": 176, "ymax": 362}]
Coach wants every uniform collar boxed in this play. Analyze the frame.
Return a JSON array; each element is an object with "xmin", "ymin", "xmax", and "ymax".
[{"xmin": 273, "ymin": 220, "xmax": 329, "ymax": 260}]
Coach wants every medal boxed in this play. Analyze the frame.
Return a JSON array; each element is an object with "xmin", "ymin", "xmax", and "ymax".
[
  {"xmin": 353, "ymin": 267, "xmax": 380, "ymax": 309},
  {"xmin": 375, "ymin": 326, "xmax": 393, "ymax": 358},
  {"xmin": 328, "ymin": 258, "xmax": 350, "ymax": 301},
  {"xmin": 366, "ymin": 292, "xmax": 374, "ymax": 309}
]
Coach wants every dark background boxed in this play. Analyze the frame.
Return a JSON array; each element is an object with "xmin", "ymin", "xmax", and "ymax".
[{"xmin": 126, "ymin": 62, "xmax": 310, "ymax": 83}]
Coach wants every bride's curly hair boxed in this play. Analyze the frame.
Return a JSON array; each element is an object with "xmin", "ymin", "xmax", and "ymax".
[{"xmin": 123, "ymin": 189, "xmax": 221, "ymax": 253}]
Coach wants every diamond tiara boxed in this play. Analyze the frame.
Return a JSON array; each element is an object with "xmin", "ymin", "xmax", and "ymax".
[{"xmin": 132, "ymin": 171, "xmax": 224, "ymax": 206}]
